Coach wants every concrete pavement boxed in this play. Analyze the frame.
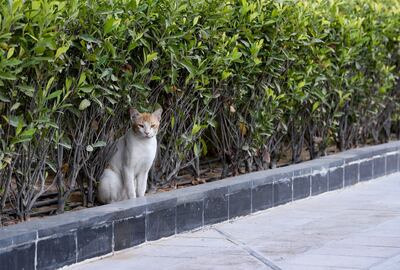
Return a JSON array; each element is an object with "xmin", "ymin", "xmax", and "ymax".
[{"xmin": 66, "ymin": 173, "xmax": 400, "ymax": 270}]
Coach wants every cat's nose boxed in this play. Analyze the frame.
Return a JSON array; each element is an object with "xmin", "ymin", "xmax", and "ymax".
[{"xmin": 144, "ymin": 131, "xmax": 150, "ymax": 136}]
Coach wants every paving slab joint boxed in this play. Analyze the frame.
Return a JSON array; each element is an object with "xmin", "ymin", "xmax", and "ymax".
[{"xmin": 213, "ymin": 228, "xmax": 282, "ymax": 270}]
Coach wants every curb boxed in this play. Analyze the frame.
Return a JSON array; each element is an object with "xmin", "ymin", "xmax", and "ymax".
[{"xmin": 1, "ymin": 141, "xmax": 400, "ymax": 270}]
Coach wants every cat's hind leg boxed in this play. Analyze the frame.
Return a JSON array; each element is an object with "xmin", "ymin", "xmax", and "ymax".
[{"xmin": 98, "ymin": 169, "xmax": 124, "ymax": 203}]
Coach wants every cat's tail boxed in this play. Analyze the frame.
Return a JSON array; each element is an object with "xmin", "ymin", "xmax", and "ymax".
[{"xmin": 98, "ymin": 168, "xmax": 122, "ymax": 204}]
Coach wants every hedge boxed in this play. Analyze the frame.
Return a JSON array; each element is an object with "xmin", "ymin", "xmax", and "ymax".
[{"xmin": 0, "ymin": 0, "xmax": 399, "ymax": 221}]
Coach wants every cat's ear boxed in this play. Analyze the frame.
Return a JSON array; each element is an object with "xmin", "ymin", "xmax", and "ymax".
[
  {"xmin": 129, "ymin": 108, "xmax": 141, "ymax": 121},
  {"xmin": 153, "ymin": 108, "xmax": 163, "ymax": 121}
]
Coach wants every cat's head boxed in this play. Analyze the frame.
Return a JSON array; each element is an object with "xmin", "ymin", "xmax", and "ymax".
[{"xmin": 129, "ymin": 108, "xmax": 162, "ymax": 139}]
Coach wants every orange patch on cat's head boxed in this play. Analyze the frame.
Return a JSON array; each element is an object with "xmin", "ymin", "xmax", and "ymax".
[{"xmin": 129, "ymin": 108, "xmax": 162, "ymax": 137}]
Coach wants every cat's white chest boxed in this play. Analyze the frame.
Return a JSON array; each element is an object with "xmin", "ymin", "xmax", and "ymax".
[{"xmin": 126, "ymin": 134, "xmax": 157, "ymax": 171}]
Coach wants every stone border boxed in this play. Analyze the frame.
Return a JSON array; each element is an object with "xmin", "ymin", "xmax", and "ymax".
[{"xmin": 1, "ymin": 141, "xmax": 400, "ymax": 270}]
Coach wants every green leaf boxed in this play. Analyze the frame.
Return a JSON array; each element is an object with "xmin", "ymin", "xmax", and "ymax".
[
  {"xmin": 20, "ymin": 128, "xmax": 36, "ymax": 137},
  {"xmin": 92, "ymin": 141, "xmax": 106, "ymax": 148},
  {"xmin": 79, "ymin": 99, "xmax": 91, "ymax": 110},
  {"xmin": 17, "ymin": 85, "xmax": 35, "ymax": 97},
  {"xmin": 221, "ymin": 70, "xmax": 232, "ymax": 80},
  {"xmin": 46, "ymin": 90, "xmax": 63, "ymax": 100},
  {"xmin": 59, "ymin": 136, "xmax": 72, "ymax": 150},
  {"xmin": 46, "ymin": 160, "xmax": 57, "ymax": 173},
  {"xmin": 144, "ymin": 52, "xmax": 158, "ymax": 65},
  {"xmin": 132, "ymin": 82, "xmax": 146, "ymax": 90},
  {"xmin": 7, "ymin": 47, "xmax": 14, "ymax": 59},
  {"xmin": 59, "ymin": 142, "xmax": 72, "ymax": 150},
  {"xmin": 105, "ymin": 96, "xmax": 117, "ymax": 105},
  {"xmin": 0, "ymin": 92, "xmax": 10, "ymax": 102},
  {"xmin": 79, "ymin": 34, "xmax": 101, "ymax": 44},
  {"xmin": 0, "ymin": 72, "xmax": 17, "ymax": 80},
  {"xmin": 193, "ymin": 143, "xmax": 200, "ymax": 157},
  {"xmin": 55, "ymin": 45, "xmax": 69, "ymax": 59},
  {"xmin": 171, "ymin": 116, "xmax": 175, "ymax": 129},
  {"xmin": 230, "ymin": 48, "xmax": 242, "ymax": 61},
  {"xmin": 264, "ymin": 20, "xmax": 276, "ymax": 26},
  {"xmin": 11, "ymin": 136, "xmax": 33, "ymax": 144},
  {"xmin": 180, "ymin": 60, "xmax": 195, "ymax": 75},
  {"xmin": 78, "ymin": 73, "xmax": 86, "ymax": 86},
  {"xmin": 193, "ymin": 15, "xmax": 201, "ymax": 26},
  {"xmin": 46, "ymin": 77, "xmax": 55, "ymax": 92},
  {"xmin": 8, "ymin": 116, "xmax": 20, "ymax": 127},
  {"xmin": 2, "ymin": 59, "xmax": 22, "ymax": 66},
  {"xmin": 79, "ymin": 85, "xmax": 94, "ymax": 93},
  {"xmin": 191, "ymin": 124, "xmax": 202, "ymax": 136},
  {"xmin": 104, "ymin": 18, "xmax": 115, "ymax": 35},
  {"xmin": 104, "ymin": 40, "xmax": 116, "ymax": 58},
  {"xmin": 297, "ymin": 81, "xmax": 305, "ymax": 89},
  {"xmin": 312, "ymin": 101, "xmax": 320, "ymax": 112},
  {"xmin": 10, "ymin": 102, "xmax": 21, "ymax": 111},
  {"xmin": 200, "ymin": 138, "xmax": 208, "ymax": 156},
  {"xmin": 16, "ymin": 117, "xmax": 24, "ymax": 136},
  {"xmin": 104, "ymin": 17, "xmax": 121, "ymax": 35},
  {"xmin": 65, "ymin": 78, "xmax": 72, "ymax": 91}
]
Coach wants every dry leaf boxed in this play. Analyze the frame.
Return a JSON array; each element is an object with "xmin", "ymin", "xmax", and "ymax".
[
  {"xmin": 239, "ymin": 122, "xmax": 247, "ymax": 136},
  {"xmin": 313, "ymin": 136, "xmax": 323, "ymax": 144},
  {"xmin": 121, "ymin": 63, "xmax": 132, "ymax": 73},
  {"xmin": 262, "ymin": 149, "xmax": 271, "ymax": 163},
  {"xmin": 61, "ymin": 163, "xmax": 69, "ymax": 174},
  {"xmin": 91, "ymin": 120, "xmax": 99, "ymax": 131}
]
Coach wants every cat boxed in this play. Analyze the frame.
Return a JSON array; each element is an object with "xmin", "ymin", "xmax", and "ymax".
[{"xmin": 98, "ymin": 108, "xmax": 162, "ymax": 203}]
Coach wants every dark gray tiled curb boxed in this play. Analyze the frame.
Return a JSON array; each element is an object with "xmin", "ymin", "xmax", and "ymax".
[{"xmin": 2, "ymin": 141, "xmax": 400, "ymax": 269}]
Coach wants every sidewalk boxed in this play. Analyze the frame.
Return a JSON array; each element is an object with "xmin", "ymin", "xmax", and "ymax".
[{"xmin": 67, "ymin": 174, "xmax": 400, "ymax": 270}]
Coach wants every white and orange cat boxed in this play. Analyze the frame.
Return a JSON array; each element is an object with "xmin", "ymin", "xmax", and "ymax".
[{"xmin": 98, "ymin": 108, "xmax": 162, "ymax": 203}]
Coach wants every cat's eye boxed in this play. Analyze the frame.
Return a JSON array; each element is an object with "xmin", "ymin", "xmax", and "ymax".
[
  {"xmin": 138, "ymin": 124, "xmax": 144, "ymax": 128},
  {"xmin": 151, "ymin": 124, "xmax": 156, "ymax": 128}
]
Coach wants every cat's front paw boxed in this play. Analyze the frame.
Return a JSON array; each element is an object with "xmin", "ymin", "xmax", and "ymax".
[{"xmin": 126, "ymin": 190, "xmax": 137, "ymax": 199}]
